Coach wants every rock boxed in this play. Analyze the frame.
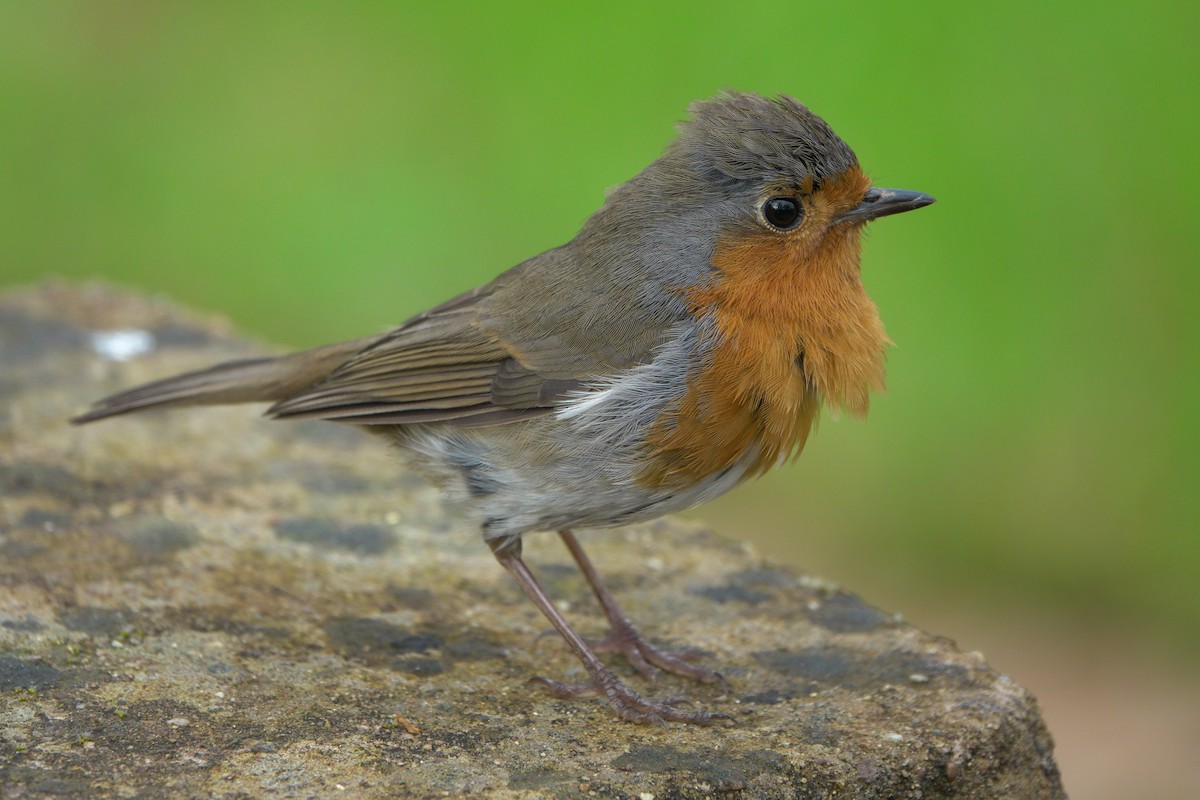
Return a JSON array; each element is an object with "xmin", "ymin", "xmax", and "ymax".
[{"xmin": 0, "ymin": 283, "xmax": 1065, "ymax": 798}]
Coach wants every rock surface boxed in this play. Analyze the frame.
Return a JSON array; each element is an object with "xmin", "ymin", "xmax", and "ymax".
[{"xmin": 0, "ymin": 283, "xmax": 1065, "ymax": 799}]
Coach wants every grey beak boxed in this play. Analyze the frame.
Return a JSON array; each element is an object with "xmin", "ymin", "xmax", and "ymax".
[{"xmin": 835, "ymin": 187, "xmax": 935, "ymax": 225}]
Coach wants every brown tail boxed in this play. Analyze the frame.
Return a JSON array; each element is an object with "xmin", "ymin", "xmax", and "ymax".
[{"xmin": 71, "ymin": 336, "xmax": 380, "ymax": 425}]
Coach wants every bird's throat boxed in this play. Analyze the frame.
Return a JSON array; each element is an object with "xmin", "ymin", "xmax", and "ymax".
[{"xmin": 639, "ymin": 226, "xmax": 889, "ymax": 488}]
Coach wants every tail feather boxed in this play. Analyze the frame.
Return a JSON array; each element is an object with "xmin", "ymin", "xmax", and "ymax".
[{"xmin": 71, "ymin": 336, "xmax": 380, "ymax": 424}]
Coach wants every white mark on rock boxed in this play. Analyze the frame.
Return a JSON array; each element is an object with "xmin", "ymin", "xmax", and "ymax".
[{"xmin": 90, "ymin": 329, "xmax": 156, "ymax": 361}]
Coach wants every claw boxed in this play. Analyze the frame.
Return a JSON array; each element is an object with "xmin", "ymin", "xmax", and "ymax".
[
  {"xmin": 589, "ymin": 624, "xmax": 721, "ymax": 685},
  {"xmin": 531, "ymin": 628, "xmax": 562, "ymax": 648},
  {"xmin": 527, "ymin": 670, "xmax": 732, "ymax": 726},
  {"xmin": 667, "ymin": 648, "xmax": 711, "ymax": 664}
]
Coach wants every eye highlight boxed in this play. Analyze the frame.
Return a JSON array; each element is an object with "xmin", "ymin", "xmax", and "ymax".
[{"xmin": 762, "ymin": 196, "xmax": 803, "ymax": 231}]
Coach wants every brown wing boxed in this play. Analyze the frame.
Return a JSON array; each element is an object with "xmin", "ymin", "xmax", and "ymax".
[{"xmin": 266, "ymin": 293, "xmax": 582, "ymax": 427}]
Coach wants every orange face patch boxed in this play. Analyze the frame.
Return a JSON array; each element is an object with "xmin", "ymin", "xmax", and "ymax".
[{"xmin": 640, "ymin": 167, "xmax": 889, "ymax": 489}]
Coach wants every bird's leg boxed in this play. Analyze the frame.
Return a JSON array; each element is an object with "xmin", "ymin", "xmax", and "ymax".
[
  {"xmin": 557, "ymin": 529, "xmax": 721, "ymax": 685},
  {"xmin": 489, "ymin": 537, "xmax": 728, "ymax": 725}
]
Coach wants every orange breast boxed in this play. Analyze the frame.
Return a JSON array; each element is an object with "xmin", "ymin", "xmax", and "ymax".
[{"xmin": 640, "ymin": 174, "xmax": 889, "ymax": 489}]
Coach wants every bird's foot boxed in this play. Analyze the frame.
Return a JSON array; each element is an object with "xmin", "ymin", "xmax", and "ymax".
[
  {"xmin": 528, "ymin": 669, "xmax": 732, "ymax": 726},
  {"xmin": 588, "ymin": 616, "xmax": 723, "ymax": 685}
]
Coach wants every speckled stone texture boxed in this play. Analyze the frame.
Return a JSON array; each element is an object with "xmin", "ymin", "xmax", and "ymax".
[{"xmin": 0, "ymin": 283, "xmax": 1065, "ymax": 799}]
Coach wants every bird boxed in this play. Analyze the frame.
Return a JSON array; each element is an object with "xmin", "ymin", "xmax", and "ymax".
[{"xmin": 72, "ymin": 91, "xmax": 934, "ymax": 725}]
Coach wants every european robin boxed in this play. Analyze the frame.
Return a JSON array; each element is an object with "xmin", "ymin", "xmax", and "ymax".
[{"xmin": 73, "ymin": 92, "xmax": 934, "ymax": 725}]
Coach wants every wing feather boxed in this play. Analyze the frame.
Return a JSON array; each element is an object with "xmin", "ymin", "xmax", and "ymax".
[{"xmin": 266, "ymin": 295, "xmax": 574, "ymax": 426}]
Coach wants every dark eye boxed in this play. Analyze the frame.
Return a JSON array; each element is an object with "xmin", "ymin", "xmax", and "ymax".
[{"xmin": 762, "ymin": 196, "xmax": 802, "ymax": 230}]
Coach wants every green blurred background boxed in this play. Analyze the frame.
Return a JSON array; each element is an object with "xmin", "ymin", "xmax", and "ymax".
[{"xmin": 3, "ymin": 3, "xmax": 1197, "ymax": 796}]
